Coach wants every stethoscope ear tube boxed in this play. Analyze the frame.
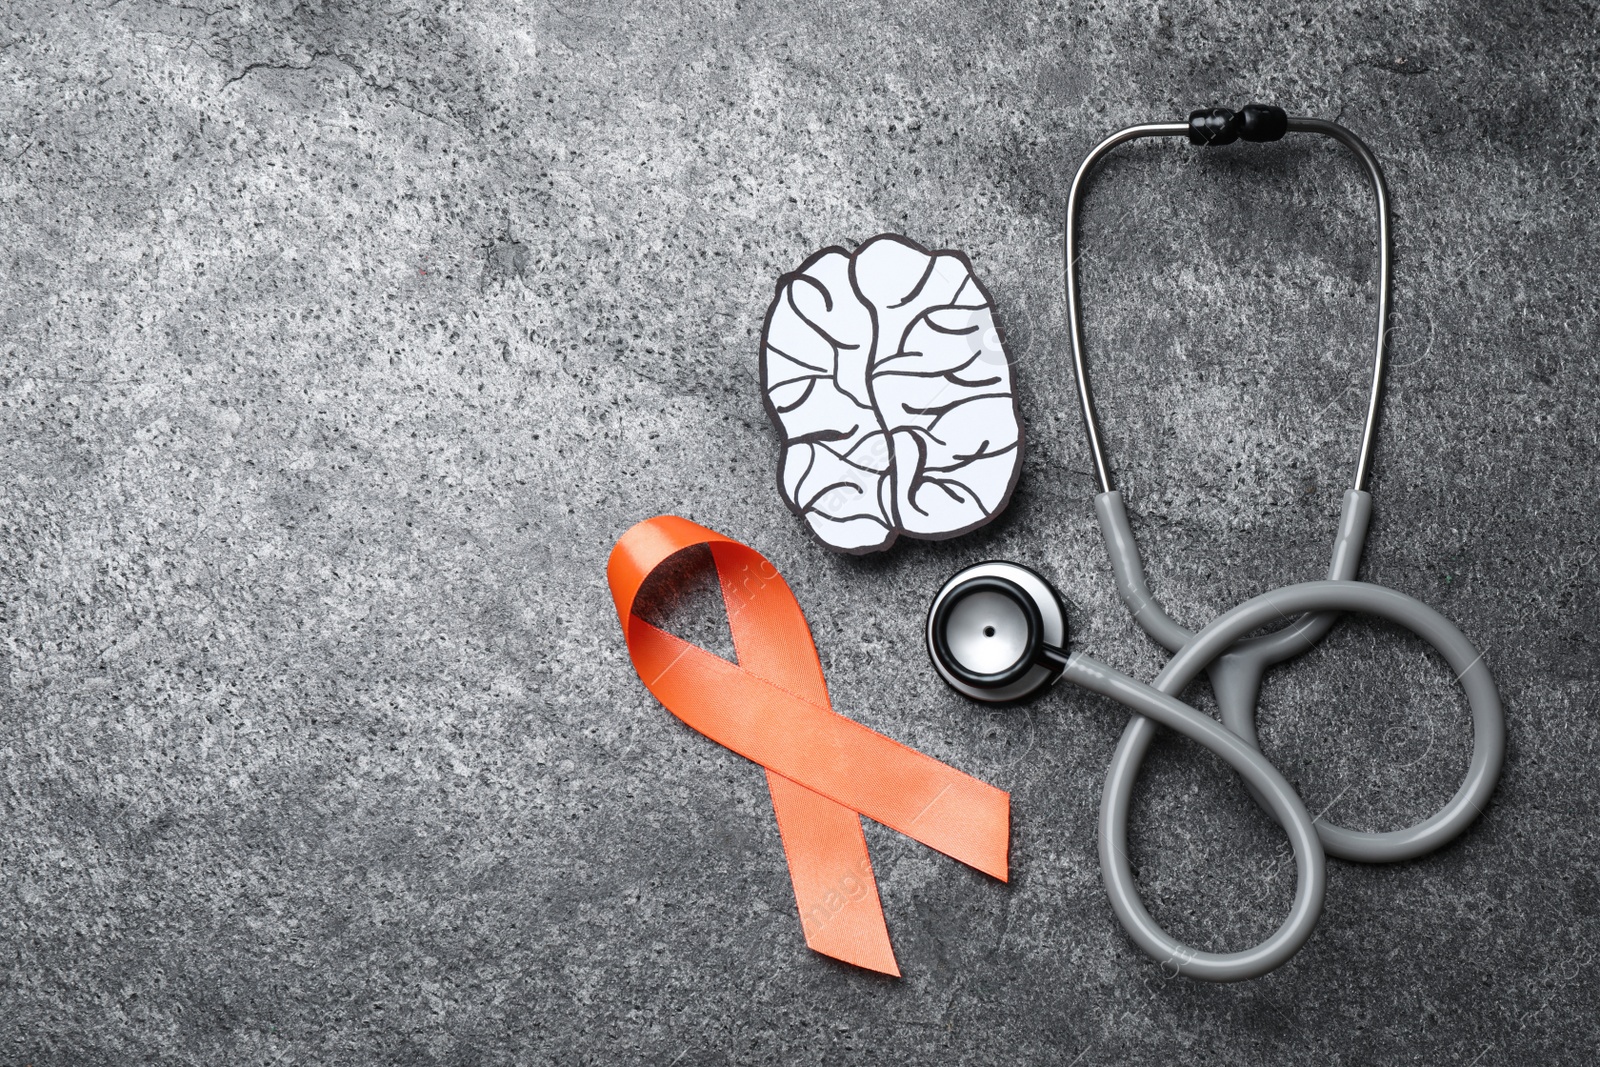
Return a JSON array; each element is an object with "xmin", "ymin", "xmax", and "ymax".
[{"xmin": 1065, "ymin": 115, "xmax": 1392, "ymax": 495}]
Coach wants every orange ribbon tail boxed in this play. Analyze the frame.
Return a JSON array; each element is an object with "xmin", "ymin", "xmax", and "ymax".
[{"xmin": 607, "ymin": 515, "xmax": 1010, "ymax": 976}]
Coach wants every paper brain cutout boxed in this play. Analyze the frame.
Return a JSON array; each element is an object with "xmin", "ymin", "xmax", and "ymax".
[{"xmin": 760, "ymin": 234, "xmax": 1024, "ymax": 554}]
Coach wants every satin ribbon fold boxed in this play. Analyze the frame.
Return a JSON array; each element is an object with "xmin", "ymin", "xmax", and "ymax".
[{"xmin": 608, "ymin": 515, "xmax": 1010, "ymax": 976}]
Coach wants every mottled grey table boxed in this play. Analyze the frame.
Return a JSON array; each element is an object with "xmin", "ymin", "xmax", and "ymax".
[{"xmin": 2, "ymin": 2, "xmax": 1596, "ymax": 1064}]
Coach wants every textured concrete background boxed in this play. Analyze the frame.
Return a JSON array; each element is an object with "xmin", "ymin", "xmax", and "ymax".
[{"xmin": 2, "ymin": 1, "xmax": 1596, "ymax": 1063}]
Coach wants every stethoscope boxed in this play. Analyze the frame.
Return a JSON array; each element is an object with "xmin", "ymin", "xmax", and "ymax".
[{"xmin": 925, "ymin": 106, "xmax": 1505, "ymax": 981}]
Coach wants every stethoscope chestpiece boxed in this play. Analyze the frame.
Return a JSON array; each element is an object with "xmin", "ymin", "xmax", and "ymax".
[{"xmin": 926, "ymin": 561, "xmax": 1069, "ymax": 703}]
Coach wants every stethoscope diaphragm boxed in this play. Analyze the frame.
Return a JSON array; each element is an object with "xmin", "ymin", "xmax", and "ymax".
[{"xmin": 926, "ymin": 561, "xmax": 1068, "ymax": 703}]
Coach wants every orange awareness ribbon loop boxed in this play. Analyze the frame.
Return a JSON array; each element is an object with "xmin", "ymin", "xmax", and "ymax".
[{"xmin": 607, "ymin": 515, "xmax": 1010, "ymax": 976}]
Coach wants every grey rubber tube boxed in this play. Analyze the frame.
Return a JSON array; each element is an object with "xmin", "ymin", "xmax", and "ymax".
[
  {"xmin": 1099, "ymin": 489, "xmax": 1381, "ymax": 854},
  {"xmin": 1093, "ymin": 488, "xmax": 1372, "ymax": 655},
  {"xmin": 1064, "ymin": 653, "xmax": 1327, "ymax": 980},
  {"xmin": 1096, "ymin": 488, "xmax": 1504, "ymax": 860},
  {"xmin": 1083, "ymin": 577, "xmax": 1504, "ymax": 981}
]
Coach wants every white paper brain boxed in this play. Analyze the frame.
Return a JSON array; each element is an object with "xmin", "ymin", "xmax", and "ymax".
[{"xmin": 759, "ymin": 234, "xmax": 1024, "ymax": 554}]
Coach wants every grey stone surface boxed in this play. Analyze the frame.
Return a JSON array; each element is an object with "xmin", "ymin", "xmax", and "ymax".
[{"xmin": 1, "ymin": 1, "xmax": 1596, "ymax": 1063}]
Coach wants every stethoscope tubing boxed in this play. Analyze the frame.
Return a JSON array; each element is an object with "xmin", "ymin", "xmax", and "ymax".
[
  {"xmin": 918, "ymin": 109, "xmax": 1504, "ymax": 980},
  {"xmin": 1081, "ymin": 580, "xmax": 1504, "ymax": 982},
  {"xmin": 1151, "ymin": 580, "xmax": 1504, "ymax": 861},
  {"xmin": 1049, "ymin": 112, "xmax": 1480, "ymax": 980},
  {"xmin": 1065, "ymin": 652, "xmax": 1326, "ymax": 981}
]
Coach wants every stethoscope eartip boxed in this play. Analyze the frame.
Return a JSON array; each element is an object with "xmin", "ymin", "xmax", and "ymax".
[{"xmin": 926, "ymin": 561, "xmax": 1069, "ymax": 703}]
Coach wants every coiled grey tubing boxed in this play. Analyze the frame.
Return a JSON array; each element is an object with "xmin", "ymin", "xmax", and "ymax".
[{"xmin": 1061, "ymin": 111, "xmax": 1505, "ymax": 981}]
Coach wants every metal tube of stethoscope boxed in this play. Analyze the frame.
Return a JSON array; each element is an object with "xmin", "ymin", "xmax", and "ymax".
[
  {"xmin": 1064, "ymin": 113, "xmax": 1393, "ymax": 495},
  {"xmin": 1063, "ymin": 121, "xmax": 1189, "ymax": 495}
]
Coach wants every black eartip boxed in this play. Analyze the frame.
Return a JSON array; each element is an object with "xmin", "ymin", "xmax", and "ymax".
[
  {"xmin": 1187, "ymin": 107, "xmax": 1239, "ymax": 146},
  {"xmin": 1239, "ymin": 103, "xmax": 1288, "ymax": 142},
  {"xmin": 1188, "ymin": 104, "xmax": 1288, "ymax": 146}
]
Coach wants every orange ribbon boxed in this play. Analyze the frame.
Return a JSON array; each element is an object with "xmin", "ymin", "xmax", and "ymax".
[{"xmin": 607, "ymin": 515, "xmax": 1009, "ymax": 976}]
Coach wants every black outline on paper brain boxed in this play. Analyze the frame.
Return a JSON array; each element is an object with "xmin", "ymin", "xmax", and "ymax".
[{"xmin": 759, "ymin": 234, "xmax": 1024, "ymax": 554}]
